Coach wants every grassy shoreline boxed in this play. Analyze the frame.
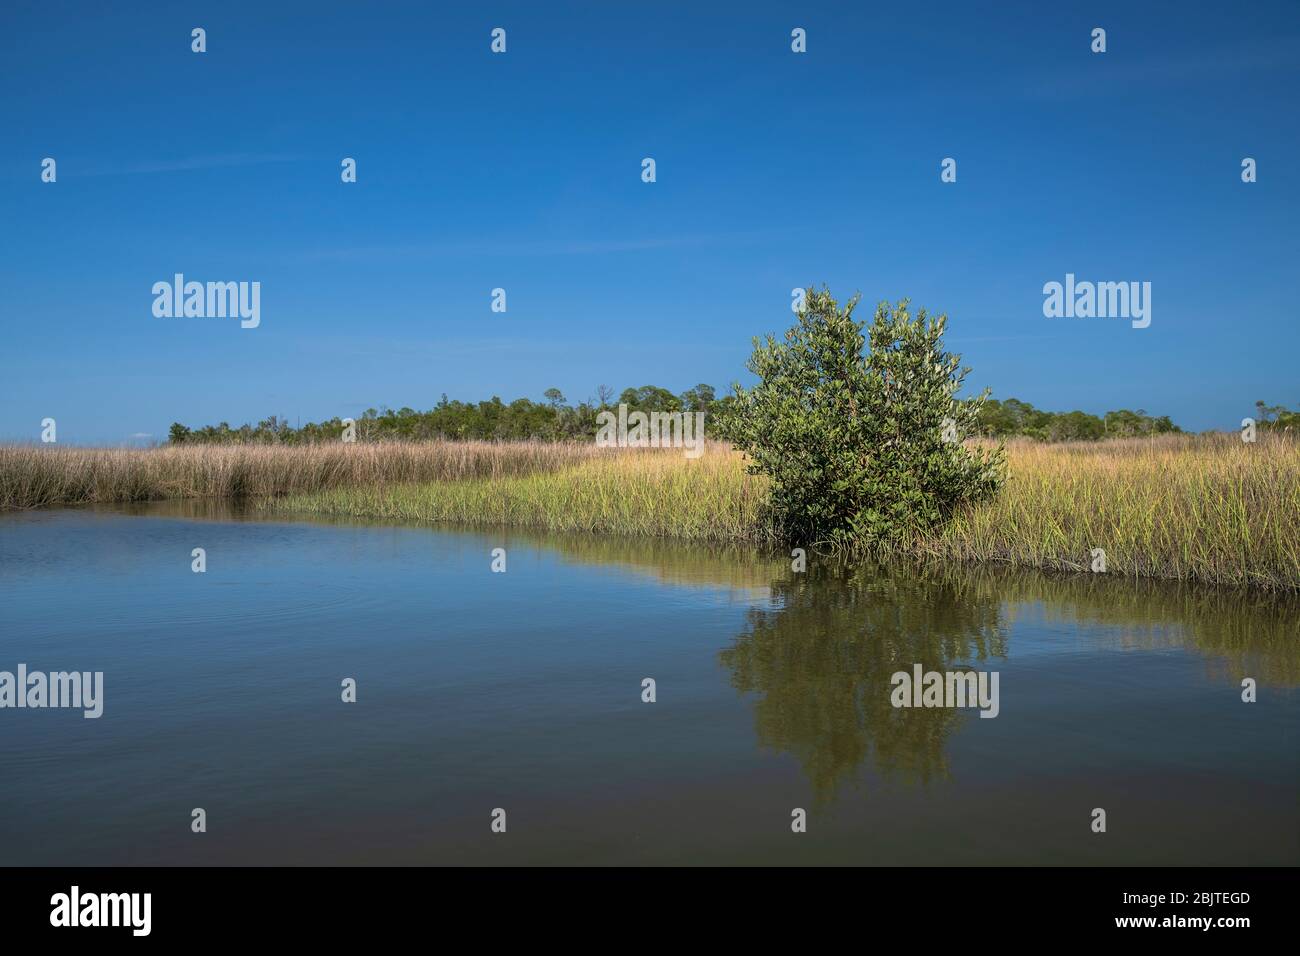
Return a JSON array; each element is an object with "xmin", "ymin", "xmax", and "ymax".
[
  {"xmin": 3, "ymin": 435, "xmax": 1297, "ymax": 591},
  {"xmin": 914, "ymin": 434, "xmax": 1300, "ymax": 591},
  {"xmin": 267, "ymin": 434, "xmax": 1300, "ymax": 591},
  {"xmin": 0, "ymin": 440, "xmax": 605, "ymax": 510},
  {"xmin": 271, "ymin": 445, "xmax": 771, "ymax": 542}
]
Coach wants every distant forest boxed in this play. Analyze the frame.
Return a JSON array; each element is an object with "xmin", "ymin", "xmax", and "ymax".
[{"xmin": 166, "ymin": 388, "xmax": 1295, "ymax": 446}]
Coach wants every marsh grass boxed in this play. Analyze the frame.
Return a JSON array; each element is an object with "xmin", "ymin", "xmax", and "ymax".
[
  {"xmin": 918, "ymin": 433, "xmax": 1300, "ymax": 591},
  {"xmin": 4, "ymin": 433, "xmax": 1296, "ymax": 590},
  {"xmin": 272, "ymin": 444, "xmax": 770, "ymax": 542},
  {"xmin": 0, "ymin": 441, "xmax": 604, "ymax": 510},
  {"xmin": 269, "ymin": 433, "xmax": 1300, "ymax": 589}
]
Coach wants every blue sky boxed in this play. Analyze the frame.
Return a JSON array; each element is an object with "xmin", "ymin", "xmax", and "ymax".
[{"xmin": 1, "ymin": 0, "xmax": 1297, "ymax": 443}]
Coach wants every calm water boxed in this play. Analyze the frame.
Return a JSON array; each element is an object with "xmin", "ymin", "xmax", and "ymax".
[{"xmin": 1, "ymin": 504, "xmax": 1297, "ymax": 866}]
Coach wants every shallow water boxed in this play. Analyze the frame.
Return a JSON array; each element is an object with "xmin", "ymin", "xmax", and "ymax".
[{"xmin": 1, "ymin": 503, "xmax": 1296, "ymax": 865}]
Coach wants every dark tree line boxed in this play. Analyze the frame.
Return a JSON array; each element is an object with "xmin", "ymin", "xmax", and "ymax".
[
  {"xmin": 974, "ymin": 399, "xmax": 1181, "ymax": 441},
  {"xmin": 167, "ymin": 385, "xmax": 731, "ymax": 445},
  {"xmin": 167, "ymin": 386, "xmax": 1251, "ymax": 447}
]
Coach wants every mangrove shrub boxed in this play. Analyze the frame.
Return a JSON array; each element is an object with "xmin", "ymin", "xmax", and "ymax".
[{"xmin": 727, "ymin": 289, "xmax": 1004, "ymax": 549}]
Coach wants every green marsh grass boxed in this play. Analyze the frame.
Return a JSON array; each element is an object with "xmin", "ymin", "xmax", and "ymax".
[
  {"xmin": 3, "ymin": 433, "xmax": 1296, "ymax": 590},
  {"xmin": 271, "ymin": 444, "xmax": 770, "ymax": 542},
  {"xmin": 269, "ymin": 433, "xmax": 1299, "ymax": 590}
]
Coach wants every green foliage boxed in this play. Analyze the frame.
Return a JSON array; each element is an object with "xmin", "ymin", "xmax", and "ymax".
[
  {"xmin": 680, "ymin": 383, "xmax": 716, "ymax": 412},
  {"xmin": 165, "ymin": 363, "xmax": 1197, "ymax": 451},
  {"xmin": 618, "ymin": 385, "xmax": 681, "ymax": 413},
  {"xmin": 170, "ymin": 385, "xmax": 723, "ymax": 445},
  {"xmin": 727, "ymin": 289, "xmax": 1004, "ymax": 550},
  {"xmin": 1255, "ymin": 400, "xmax": 1299, "ymax": 432},
  {"xmin": 976, "ymin": 398, "xmax": 1180, "ymax": 441}
]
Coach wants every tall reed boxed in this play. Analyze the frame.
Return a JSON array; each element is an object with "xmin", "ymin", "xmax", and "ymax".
[
  {"xmin": 919, "ymin": 433, "xmax": 1300, "ymax": 590},
  {"xmin": 0, "ymin": 441, "xmax": 605, "ymax": 510}
]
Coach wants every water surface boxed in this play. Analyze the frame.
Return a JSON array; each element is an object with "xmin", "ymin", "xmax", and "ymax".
[{"xmin": 1, "ymin": 504, "xmax": 1296, "ymax": 865}]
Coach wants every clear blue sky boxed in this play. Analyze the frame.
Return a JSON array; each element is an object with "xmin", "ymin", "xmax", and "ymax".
[{"xmin": 2, "ymin": 0, "xmax": 1296, "ymax": 443}]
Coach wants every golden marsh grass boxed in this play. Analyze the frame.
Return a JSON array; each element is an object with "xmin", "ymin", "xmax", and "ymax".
[
  {"xmin": 918, "ymin": 433, "xmax": 1299, "ymax": 591},
  {"xmin": 0, "ymin": 441, "xmax": 604, "ymax": 510}
]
